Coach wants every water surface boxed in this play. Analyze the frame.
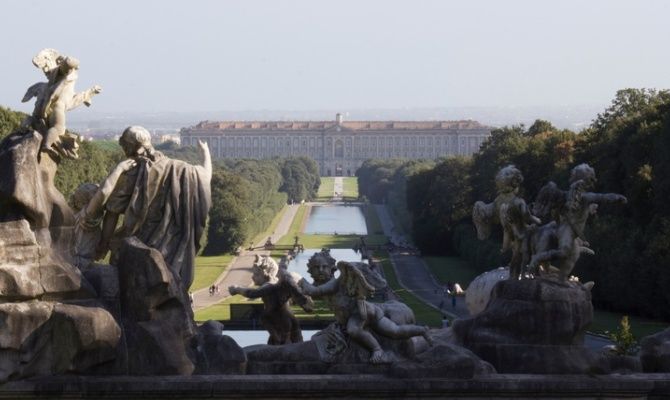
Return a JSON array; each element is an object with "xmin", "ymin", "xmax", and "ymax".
[{"xmin": 303, "ymin": 205, "xmax": 367, "ymax": 235}]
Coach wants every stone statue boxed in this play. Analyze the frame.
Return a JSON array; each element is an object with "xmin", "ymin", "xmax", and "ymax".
[
  {"xmin": 472, "ymin": 165, "xmax": 540, "ymax": 279},
  {"xmin": 69, "ymin": 159, "xmax": 137, "ymax": 269},
  {"xmin": 21, "ymin": 48, "xmax": 102, "ymax": 159},
  {"xmin": 299, "ymin": 253, "xmax": 431, "ymax": 364},
  {"xmin": 229, "ymin": 255, "xmax": 313, "ymax": 345},
  {"xmin": 97, "ymin": 126, "xmax": 212, "ymax": 288},
  {"xmin": 528, "ymin": 163, "xmax": 627, "ymax": 280},
  {"xmin": 0, "ymin": 49, "xmax": 102, "ymax": 246}
]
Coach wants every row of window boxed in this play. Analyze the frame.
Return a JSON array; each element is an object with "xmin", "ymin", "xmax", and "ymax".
[{"xmin": 185, "ymin": 135, "xmax": 487, "ymax": 159}]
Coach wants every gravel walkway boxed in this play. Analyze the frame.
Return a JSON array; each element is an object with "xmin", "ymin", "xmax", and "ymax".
[{"xmin": 192, "ymin": 204, "xmax": 300, "ymax": 310}]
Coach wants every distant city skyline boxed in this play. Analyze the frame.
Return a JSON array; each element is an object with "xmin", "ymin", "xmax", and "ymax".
[{"xmin": 3, "ymin": 0, "xmax": 669, "ymax": 118}]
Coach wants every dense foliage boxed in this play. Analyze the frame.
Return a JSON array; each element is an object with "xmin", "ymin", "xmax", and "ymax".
[
  {"xmin": 0, "ymin": 106, "xmax": 27, "ymax": 140},
  {"xmin": 356, "ymin": 159, "xmax": 434, "ymax": 233},
  {"xmin": 359, "ymin": 89, "xmax": 670, "ymax": 320}
]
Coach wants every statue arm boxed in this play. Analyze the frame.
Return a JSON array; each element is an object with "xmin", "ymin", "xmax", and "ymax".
[
  {"xmin": 299, "ymin": 278, "xmax": 337, "ymax": 297},
  {"xmin": 85, "ymin": 160, "xmax": 137, "ymax": 219},
  {"xmin": 197, "ymin": 140, "xmax": 212, "ymax": 181},
  {"xmin": 67, "ymin": 85, "xmax": 102, "ymax": 110},
  {"xmin": 229, "ymin": 284, "xmax": 271, "ymax": 299},
  {"xmin": 582, "ymin": 192, "xmax": 627, "ymax": 205},
  {"xmin": 96, "ymin": 211, "xmax": 119, "ymax": 260}
]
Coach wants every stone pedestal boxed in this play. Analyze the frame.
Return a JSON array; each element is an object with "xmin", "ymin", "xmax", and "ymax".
[{"xmin": 453, "ymin": 278, "xmax": 602, "ymax": 374}]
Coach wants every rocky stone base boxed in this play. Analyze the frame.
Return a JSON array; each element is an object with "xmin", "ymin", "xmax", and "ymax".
[
  {"xmin": 0, "ymin": 220, "xmax": 120, "ymax": 382},
  {"xmin": 0, "ymin": 301, "xmax": 120, "ymax": 382},
  {"xmin": 640, "ymin": 327, "xmax": 670, "ymax": 372}
]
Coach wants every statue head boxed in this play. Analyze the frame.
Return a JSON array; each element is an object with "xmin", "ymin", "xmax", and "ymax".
[
  {"xmin": 120, "ymin": 126, "xmax": 155, "ymax": 159},
  {"xmin": 495, "ymin": 165, "xmax": 524, "ymax": 194},
  {"xmin": 70, "ymin": 183, "xmax": 99, "ymax": 212},
  {"xmin": 336, "ymin": 261, "xmax": 387, "ymax": 298},
  {"xmin": 307, "ymin": 248, "xmax": 337, "ymax": 285},
  {"xmin": 251, "ymin": 255, "xmax": 279, "ymax": 286},
  {"xmin": 32, "ymin": 49, "xmax": 79, "ymax": 80},
  {"xmin": 32, "ymin": 48, "xmax": 61, "ymax": 78},
  {"xmin": 569, "ymin": 163, "xmax": 596, "ymax": 188}
]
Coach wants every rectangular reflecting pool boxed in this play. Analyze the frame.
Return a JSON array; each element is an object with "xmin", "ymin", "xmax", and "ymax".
[
  {"xmin": 223, "ymin": 330, "xmax": 320, "ymax": 348},
  {"xmin": 303, "ymin": 205, "xmax": 368, "ymax": 235}
]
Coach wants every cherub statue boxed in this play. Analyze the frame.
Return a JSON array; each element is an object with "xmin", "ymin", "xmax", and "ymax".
[
  {"xmin": 21, "ymin": 48, "xmax": 102, "ymax": 159},
  {"xmin": 299, "ymin": 255, "xmax": 431, "ymax": 364},
  {"xmin": 472, "ymin": 165, "xmax": 540, "ymax": 280},
  {"xmin": 229, "ymin": 255, "xmax": 313, "ymax": 345},
  {"xmin": 528, "ymin": 163, "xmax": 627, "ymax": 280}
]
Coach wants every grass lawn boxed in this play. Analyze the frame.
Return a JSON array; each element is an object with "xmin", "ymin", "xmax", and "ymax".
[
  {"xmin": 284, "ymin": 204, "xmax": 308, "ymax": 238},
  {"xmin": 190, "ymin": 254, "xmax": 236, "ymax": 292},
  {"xmin": 342, "ymin": 177, "xmax": 359, "ymax": 201},
  {"xmin": 590, "ymin": 309, "xmax": 669, "ymax": 339},
  {"xmin": 277, "ymin": 233, "xmax": 387, "ymax": 249},
  {"xmin": 194, "ymin": 294, "xmax": 255, "ymax": 321},
  {"xmin": 363, "ymin": 204, "xmax": 384, "ymax": 235},
  {"xmin": 316, "ymin": 177, "xmax": 335, "ymax": 201},
  {"xmin": 195, "ymin": 294, "xmax": 334, "ymax": 322},
  {"xmin": 375, "ymin": 251, "xmax": 443, "ymax": 327},
  {"xmin": 423, "ymin": 256, "xmax": 481, "ymax": 288}
]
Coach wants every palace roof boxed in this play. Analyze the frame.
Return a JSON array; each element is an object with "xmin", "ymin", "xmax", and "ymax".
[{"xmin": 184, "ymin": 120, "xmax": 487, "ymax": 132}]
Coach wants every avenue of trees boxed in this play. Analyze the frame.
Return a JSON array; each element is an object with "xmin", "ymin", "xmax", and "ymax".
[
  {"xmin": 0, "ymin": 107, "xmax": 320, "ymax": 256},
  {"xmin": 358, "ymin": 89, "xmax": 670, "ymax": 320}
]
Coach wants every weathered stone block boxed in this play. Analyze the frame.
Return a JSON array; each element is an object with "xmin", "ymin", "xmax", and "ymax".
[
  {"xmin": 640, "ymin": 327, "xmax": 670, "ymax": 372},
  {"xmin": 0, "ymin": 301, "xmax": 120, "ymax": 382}
]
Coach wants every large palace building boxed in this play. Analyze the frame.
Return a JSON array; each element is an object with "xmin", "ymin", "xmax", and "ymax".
[{"xmin": 180, "ymin": 114, "xmax": 491, "ymax": 176}]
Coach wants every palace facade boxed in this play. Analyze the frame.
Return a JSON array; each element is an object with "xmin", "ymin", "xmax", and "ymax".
[{"xmin": 180, "ymin": 114, "xmax": 491, "ymax": 176}]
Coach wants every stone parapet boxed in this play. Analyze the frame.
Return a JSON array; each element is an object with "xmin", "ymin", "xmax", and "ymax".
[{"xmin": 1, "ymin": 374, "xmax": 668, "ymax": 399}]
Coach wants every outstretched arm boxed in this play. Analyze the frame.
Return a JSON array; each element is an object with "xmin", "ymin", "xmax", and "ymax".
[
  {"xmin": 68, "ymin": 85, "xmax": 103, "ymax": 110},
  {"xmin": 229, "ymin": 284, "xmax": 273, "ymax": 299},
  {"xmin": 198, "ymin": 140, "xmax": 212, "ymax": 181},
  {"xmin": 582, "ymin": 192, "xmax": 627, "ymax": 205},
  {"xmin": 299, "ymin": 278, "xmax": 338, "ymax": 297},
  {"xmin": 85, "ymin": 159, "xmax": 136, "ymax": 219}
]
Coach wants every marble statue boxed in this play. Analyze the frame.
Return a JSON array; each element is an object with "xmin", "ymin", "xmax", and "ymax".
[
  {"xmin": 0, "ymin": 49, "xmax": 102, "ymax": 246},
  {"xmin": 229, "ymin": 255, "xmax": 313, "ymax": 345},
  {"xmin": 299, "ymin": 253, "xmax": 431, "ymax": 364},
  {"xmin": 69, "ymin": 159, "xmax": 138, "ymax": 269},
  {"xmin": 472, "ymin": 165, "xmax": 540, "ymax": 279},
  {"xmin": 21, "ymin": 48, "xmax": 102, "ymax": 159},
  {"xmin": 96, "ymin": 126, "xmax": 212, "ymax": 288},
  {"xmin": 528, "ymin": 163, "xmax": 627, "ymax": 280}
]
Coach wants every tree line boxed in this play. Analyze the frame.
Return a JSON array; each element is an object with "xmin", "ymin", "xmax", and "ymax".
[
  {"xmin": 357, "ymin": 89, "xmax": 670, "ymax": 321},
  {"xmin": 0, "ymin": 107, "xmax": 320, "ymax": 256}
]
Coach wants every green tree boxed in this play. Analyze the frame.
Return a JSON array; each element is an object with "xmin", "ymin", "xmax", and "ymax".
[{"xmin": 0, "ymin": 106, "xmax": 27, "ymax": 140}]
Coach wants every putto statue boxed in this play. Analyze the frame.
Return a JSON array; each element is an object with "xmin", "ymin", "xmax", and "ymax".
[
  {"xmin": 229, "ymin": 255, "xmax": 313, "ymax": 345},
  {"xmin": 299, "ymin": 252, "xmax": 431, "ymax": 364},
  {"xmin": 472, "ymin": 165, "xmax": 540, "ymax": 279},
  {"xmin": 21, "ymin": 48, "xmax": 102, "ymax": 159},
  {"xmin": 528, "ymin": 163, "xmax": 627, "ymax": 280}
]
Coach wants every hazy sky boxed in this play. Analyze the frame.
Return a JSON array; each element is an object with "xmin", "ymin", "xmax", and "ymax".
[{"xmin": 2, "ymin": 0, "xmax": 669, "ymax": 114}]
